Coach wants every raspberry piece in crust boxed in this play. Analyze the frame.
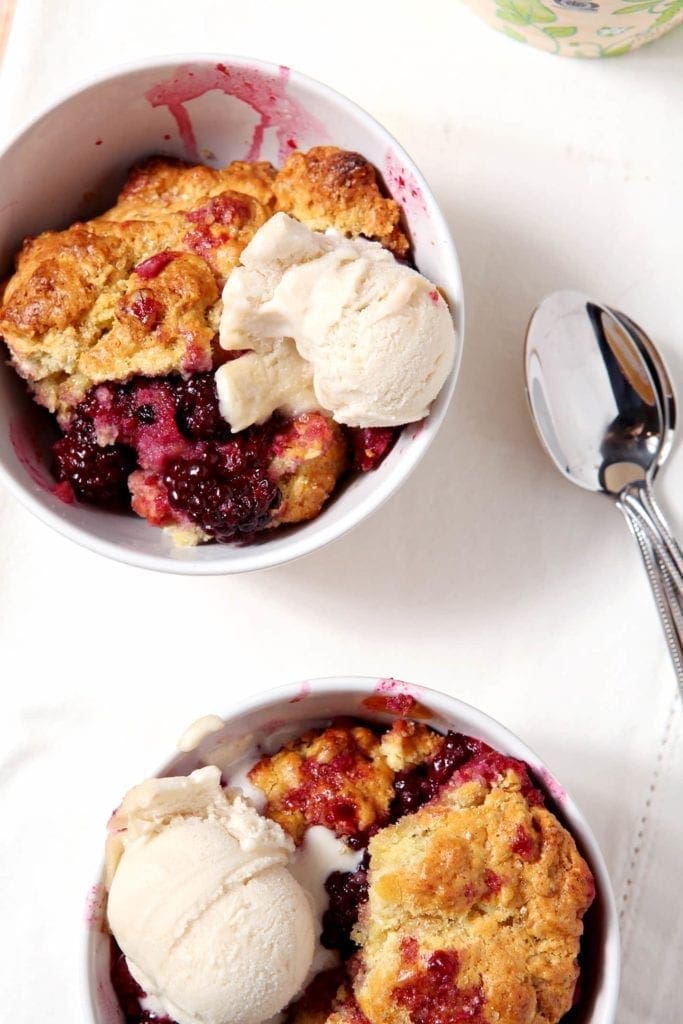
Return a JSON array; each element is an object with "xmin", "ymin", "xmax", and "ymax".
[
  {"xmin": 351, "ymin": 763, "xmax": 595, "ymax": 1024},
  {"xmin": 248, "ymin": 721, "xmax": 441, "ymax": 845},
  {"xmin": 274, "ymin": 146, "xmax": 409, "ymax": 258}
]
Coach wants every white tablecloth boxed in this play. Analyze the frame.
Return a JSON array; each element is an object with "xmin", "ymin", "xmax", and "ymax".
[{"xmin": 1, "ymin": 2, "xmax": 682, "ymax": 1021}]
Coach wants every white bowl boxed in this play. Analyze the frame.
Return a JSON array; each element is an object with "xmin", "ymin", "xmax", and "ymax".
[
  {"xmin": 84, "ymin": 677, "xmax": 620, "ymax": 1024},
  {"xmin": 0, "ymin": 54, "xmax": 463, "ymax": 575}
]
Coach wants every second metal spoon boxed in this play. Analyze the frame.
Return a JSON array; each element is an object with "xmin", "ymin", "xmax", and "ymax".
[{"xmin": 525, "ymin": 290, "xmax": 683, "ymax": 696}]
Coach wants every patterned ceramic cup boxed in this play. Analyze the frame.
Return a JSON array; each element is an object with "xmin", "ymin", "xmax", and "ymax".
[{"xmin": 460, "ymin": 0, "xmax": 683, "ymax": 56}]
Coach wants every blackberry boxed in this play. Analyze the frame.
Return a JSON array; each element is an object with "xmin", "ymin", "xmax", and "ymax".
[
  {"xmin": 174, "ymin": 374, "xmax": 230, "ymax": 441},
  {"xmin": 390, "ymin": 732, "xmax": 485, "ymax": 821},
  {"xmin": 321, "ymin": 855, "xmax": 370, "ymax": 958},
  {"xmin": 163, "ymin": 447, "xmax": 280, "ymax": 541},
  {"xmin": 52, "ymin": 421, "xmax": 135, "ymax": 505}
]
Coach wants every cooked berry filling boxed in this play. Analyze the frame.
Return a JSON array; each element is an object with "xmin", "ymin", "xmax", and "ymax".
[
  {"xmin": 51, "ymin": 374, "xmax": 281, "ymax": 539},
  {"xmin": 51, "ymin": 373, "xmax": 398, "ymax": 541},
  {"xmin": 53, "ymin": 420, "xmax": 135, "ymax": 505},
  {"xmin": 348, "ymin": 426, "xmax": 398, "ymax": 472},
  {"xmin": 110, "ymin": 939, "xmax": 172, "ymax": 1023},
  {"xmin": 322, "ymin": 852, "xmax": 370, "ymax": 958},
  {"xmin": 163, "ymin": 447, "xmax": 280, "ymax": 542},
  {"xmin": 174, "ymin": 373, "xmax": 231, "ymax": 441}
]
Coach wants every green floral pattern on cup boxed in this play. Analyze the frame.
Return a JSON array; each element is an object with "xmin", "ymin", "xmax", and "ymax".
[{"xmin": 462, "ymin": 0, "xmax": 683, "ymax": 55}]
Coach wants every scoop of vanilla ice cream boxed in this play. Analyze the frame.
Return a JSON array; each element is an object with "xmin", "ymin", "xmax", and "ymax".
[
  {"xmin": 216, "ymin": 212, "xmax": 455, "ymax": 430},
  {"xmin": 106, "ymin": 766, "xmax": 315, "ymax": 1024},
  {"xmin": 216, "ymin": 338, "xmax": 319, "ymax": 433}
]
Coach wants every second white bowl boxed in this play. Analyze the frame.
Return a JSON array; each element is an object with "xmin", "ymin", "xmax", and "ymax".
[{"xmin": 84, "ymin": 677, "xmax": 619, "ymax": 1024}]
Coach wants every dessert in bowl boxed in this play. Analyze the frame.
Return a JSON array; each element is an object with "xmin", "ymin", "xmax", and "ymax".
[
  {"xmin": 0, "ymin": 56, "xmax": 463, "ymax": 573},
  {"xmin": 85, "ymin": 679, "xmax": 620, "ymax": 1024}
]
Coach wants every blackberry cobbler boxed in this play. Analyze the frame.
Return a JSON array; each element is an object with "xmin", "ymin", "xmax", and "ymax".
[
  {"xmin": 105, "ymin": 717, "xmax": 595, "ymax": 1024},
  {"xmin": 0, "ymin": 147, "xmax": 426, "ymax": 545}
]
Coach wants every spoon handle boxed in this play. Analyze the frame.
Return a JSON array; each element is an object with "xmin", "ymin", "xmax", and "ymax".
[
  {"xmin": 618, "ymin": 495, "xmax": 683, "ymax": 697},
  {"xmin": 633, "ymin": 483, "xmax": 683, "ymax": 574},
  {"xmin": 619, "ymin": 481, "xmax": 683, "ymax": 591}
]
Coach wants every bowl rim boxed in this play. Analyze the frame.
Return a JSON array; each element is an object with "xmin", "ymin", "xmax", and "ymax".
[
  {"xmin": 0, "ymin": 52, "xmax": 465, "ymax": 575},
  {"xmin": 83, "ymin": 675, "xmax": 620, "ymax": 1024}
]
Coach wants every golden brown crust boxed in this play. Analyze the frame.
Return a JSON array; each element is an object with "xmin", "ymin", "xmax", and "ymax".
[
  {"xmin": 248, "ymin": 722, "xmax": 393, "ymax": 844},
  {"xmin": 0, "ymin": 187, "xmax": 268, "ymax": 420},
  {"xmin": 79, "ymin": 251, "xmax": 219, "ymax": 386},
  {"xmin": 274, "ymin": 147, "xmax": 409, "ymax": 257},
  {"xmin": 0, "ymin": 149, "xmax": 408, "ymax": 424},
  {"xmin": 352, "ymin": 771, "xmax": 595, "ymax": 1024},
  {"xmin": 269, "ymin": 413, "xmax": 350, "ymax": 526},
  {"xmin": 248, "ymin": 720, "xmax": 440, "ymax": 844},
  {"xmin": 100, "ymin": 156, "xmax": 278, "ymax": 220},
  {"xmin": 379, "ymin": 718, "xmax": 442, "ymax": 772}
]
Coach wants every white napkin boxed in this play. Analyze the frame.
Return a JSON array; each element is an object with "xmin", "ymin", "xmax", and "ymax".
[{"xmin": 1, "ymin": 2, "xmax": 682, "ymax": 1022}]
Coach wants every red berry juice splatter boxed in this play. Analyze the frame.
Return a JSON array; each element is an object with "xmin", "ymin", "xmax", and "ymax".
[
  {"xmin": 144, "ymin": 63, "xmax": 328, "ymax": 163},
  {"xmin": 533, "ymin": 764, "xmax": 567, "ymax": 804},
  {"xmin": 289, "ymin": 681, "xmax": 312, "ymax": 703},
  {"xmin": 384, "ymin": 149, "xmax": 428, "ymax": 218},
  {"xmin": 84, "ymin": 884, "xmax": 106, "ymax": 928},
  {"xmin": 362, "ymin": 677, "xmax": 432, "ymax": 718}
]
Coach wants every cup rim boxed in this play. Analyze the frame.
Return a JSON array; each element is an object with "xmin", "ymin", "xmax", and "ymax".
[
  {"xmin": 83, "ymin": 675, "xmax": 620, "ymax": 1024},
  {"xmin": 0, "ymin": 53, "xmax": 464, "ymax": 575}
]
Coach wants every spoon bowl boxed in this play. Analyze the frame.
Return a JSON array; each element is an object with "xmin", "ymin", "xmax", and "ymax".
[
  {"xmin": 525, "ymin": 290, "xmax": 663, "ymax": 495},
  {"xmin": 608, "ymin": 306, "xmax": 676, "ymax": 471},
  {"xmin": 525, "ymin": 290, "xmax": 683, "ymax": 698}
]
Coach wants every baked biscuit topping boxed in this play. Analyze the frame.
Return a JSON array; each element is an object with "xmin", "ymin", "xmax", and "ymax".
[
  {"xmin": 274, "ymin": 147, "xmax": 409, "ymax": 257},
  {"xmin": 249, "ymin": 721, "xmax": 441, "ymax": 845},
  {"xmin": 100, "ymin": 157, "xmax": 278, "ymax": 221},
  {"xmin": 0, "ymin": 149, "xmax": 407, "ymax": 422},
  {"xmin": 354, "ymin": 767, "xmax": 594, "ymax": 1024},
  {"xmin": 0, "ymin": 147, "xmax": 410, "ymax": 545},
  {"xmin": 248, "ymin": 721, "xmax": 595, "ymax": 1024},
  {"xmin": 1, "ymin": 188, "xmax": 267, "ymax": 420}
]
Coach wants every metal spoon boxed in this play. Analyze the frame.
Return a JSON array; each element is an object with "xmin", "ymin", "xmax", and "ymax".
[
  {"xmin": 525, "ymin": 290, "xmax": 683, "ymax": 695},
  {"xmin": 608, "ymin": 306, "xmax": 683, "ymax": 667},
  {"xmin": 608, "ymin": 306, "xmax": 683, "ymax": 562}
]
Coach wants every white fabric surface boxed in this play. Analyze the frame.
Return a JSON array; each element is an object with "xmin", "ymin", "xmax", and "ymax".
[{"xmin": 1, "ymin": 2, "xmax": 682, "ymax": 1021}]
